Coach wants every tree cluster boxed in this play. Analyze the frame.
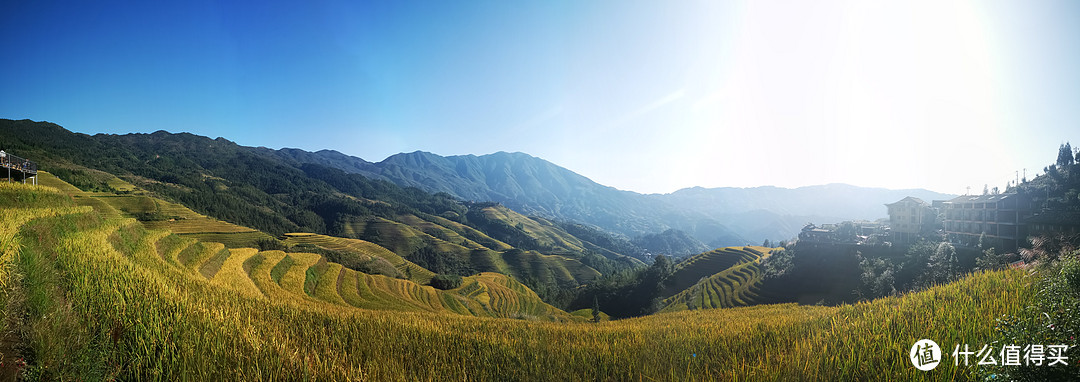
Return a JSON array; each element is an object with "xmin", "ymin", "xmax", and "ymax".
[{"xmin": 568, "ymin": 255, "xmax": 674, "ymax": 318}]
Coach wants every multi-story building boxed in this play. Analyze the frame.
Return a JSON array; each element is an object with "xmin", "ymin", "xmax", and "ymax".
[
  {"xmin": 1025, "ymin": 210, "xmax": 1080, "ymax": 237},
  {"xmin": 885, "ymin": 197, "xmax": 937, "ymax": 244},
  {"xmin": 942, "ymin": 193, "xmax": 1034, "ymax": 253}
]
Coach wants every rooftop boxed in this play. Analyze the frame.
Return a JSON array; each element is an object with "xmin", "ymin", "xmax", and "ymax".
[
  {"xmin": 945, "ymin": 193, "xmax": 1021, "ymax": 204},
  {"xmin": 885, "ymin": 196, "xmax": 929, "ymax": 207}
]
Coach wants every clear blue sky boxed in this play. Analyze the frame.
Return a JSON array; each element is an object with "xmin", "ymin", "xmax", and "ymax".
[{"xmin": 2, "ymin": 1, "xmax": 1079, "ymax": 194}]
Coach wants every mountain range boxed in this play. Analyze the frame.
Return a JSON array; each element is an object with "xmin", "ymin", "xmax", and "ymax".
[
  {"xmin": 0, "ymin": 118, "xmax": 955, "ymax": 249},
  {"xmin": 274, "ymin": 149, "xmax": 955, "ymax": 244}
]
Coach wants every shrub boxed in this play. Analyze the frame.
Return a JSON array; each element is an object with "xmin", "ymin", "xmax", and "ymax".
[
  {"xmin": 429, "ymin": 274, "xmax": 463, "ymax": 290},
  {"xmin": 987, "ymin": 252, "xmax": 1080, "ymax": 381},
  {"xmin": 256, "ymin": 238, "xmax": 287, "ymax": 251},
  {"xmin": 356, "ymin": 257, "xmax": 402, "ymax": 279}
]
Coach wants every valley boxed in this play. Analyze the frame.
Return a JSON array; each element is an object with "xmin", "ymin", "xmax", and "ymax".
[
  {"xmin": 0, "ymin": 119, "xmax": 1074, "ymax": 380},
  {"xmin": 8, "ymin": 0, "xmax": 1080, "ymax": 379}
]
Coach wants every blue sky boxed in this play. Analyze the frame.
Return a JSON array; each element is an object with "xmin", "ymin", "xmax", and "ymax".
[{"xmin": 2, "ymin": 1, "xmax": 1079, "ymax": 194}]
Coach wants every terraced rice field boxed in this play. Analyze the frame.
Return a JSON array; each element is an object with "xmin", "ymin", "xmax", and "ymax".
[
  {"xmin": 18, "ymin": 203, "xmax": 566, "ymax": 321},
  {"xmin": 396, "ymin": 214, "xmax": 490, "ymax": 250},
  {"xmin": 89, "ymin": 220, "xmax": 567, "ymax": 320},
  {"xmin": 36, "ymin": 171, "xmax": 270, "ymax": 247},
  {"xmin": 478, "ymin": 206, "xmax": 588, "ymax": 253},
  {"xmin": 33, "ymin": 171, "xmax": 85, "ymax": 194},
  {"xmin": 664, "ymin": 247, "xmax": 770, "ymax": 295},
  {"xmin": 418, "ymin": 213, "xmax": 513, "ymax": 251},
  {"xmin": 0, "ymin": 179, "xmax": 1040, "ymax": 380},
  {"xmin": 659, "ymin": 246, "xmax": 777, "ymax": 312},
  {"xmin": 176, "ymin": 231, "xmax": 274, "ymax": 248},
  {"xmin": 283, "ymin": 233, "xmax": 436, "ymax": 283},
  {"xmin": 170, "ymin": 237, "xmax": 569, "ymax": 318},
  {"xmin": 365, "ymin": 216, "xmax": 474, "ymax": 258}
]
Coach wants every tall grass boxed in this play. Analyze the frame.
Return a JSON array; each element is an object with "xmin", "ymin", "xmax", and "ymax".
[{"xmin": 0, "ymin": 183, "xmax": 1037, "ymax": 380}]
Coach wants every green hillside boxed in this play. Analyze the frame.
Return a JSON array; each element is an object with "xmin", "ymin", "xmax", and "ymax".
[
  {"xmin": 282, "ymin": 233, "xmax": 437, "ymax": 284},
  {"xmin": 0, "ymin": 120, "xmax": 648, "ymax": 303},
  {"xmin": 37, "ymin": 171, "xmax": 274, "ymax": 247},
  {"xmin": 631, "ymin": 228, "xmax": 711, "ymax": 257},
  {"xmin": 293, "ymin": 149, "xmax": 748, "ymax": 248},
  {"xmin": 36, "ymin": 162, "xmax": 610, "ymax": 310},
  {"xmin": 461, "ymin": 204, "xmax": 644, "ymax": 269},
  {"xmin": 0, "ymin": 182, "xmax": 1039, "ymax": 380},
  {"xmin": 328, "ymin": 212, "xmax": 604, "ymax": 290},
  {"xmin": 472, "ymin": 204, "xmax": 589, "ymax": 254},
  {"xmin": 8, "ymin": 181, "xmax": 571, "ymax": 319}
]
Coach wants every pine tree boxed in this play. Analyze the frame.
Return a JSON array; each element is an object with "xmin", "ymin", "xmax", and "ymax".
[
  {"xmin": 591, "ymin": 296, "xmax": 601, "ymax": 323},
  {"xmin": 930, "ymin": 242, "xmax": 958, "ymax": 283},
  {"xmin": 1058, "ymin": 142, "xmax": 1074, "ymax": 167}
]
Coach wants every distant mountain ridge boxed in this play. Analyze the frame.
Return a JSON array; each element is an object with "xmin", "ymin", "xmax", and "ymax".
[
  {"xmin": 283, "ymin": 149, "xmax": 955, "ymax": 244},
  {"xmin": 0, "ymin": 118, "xmax": 953, "ymax": 247},
  {"xmin": 653, "ymin": 184, "xmax": 957, "ymax": 241},
  {"xmin": 273, "ymin": 149, "xmax": 749, "ymax": 248}
]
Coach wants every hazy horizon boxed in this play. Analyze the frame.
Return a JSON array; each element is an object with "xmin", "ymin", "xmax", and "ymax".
[
  {"xmin": 3, "ymin": 1, "xmax": 1079, "ymax": 194},
  {"xmin": 286, "ymin": 147, "xmax": 968, "ymax": 196}
]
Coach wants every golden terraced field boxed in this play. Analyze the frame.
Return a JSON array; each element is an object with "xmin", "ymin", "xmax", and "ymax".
[{"xmin": 0, "ymin": 181, "xmax": 1037, "ymax": 380}]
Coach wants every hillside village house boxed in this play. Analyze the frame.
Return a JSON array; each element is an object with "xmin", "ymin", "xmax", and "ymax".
[
  {"xmin": 885, "ymin": 197, "xmax": 937, "ymax": 244},
  {"xmin": 941, "ymin": 193, "xmax": 1034, "ymax": 253},
  {"xmin": 887, "ymin": 191, "xmax": 1076, "ymax": 253}
]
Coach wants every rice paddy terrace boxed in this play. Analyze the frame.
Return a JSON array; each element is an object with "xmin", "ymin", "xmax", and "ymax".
[
  {"xmin": 283, "ymin": 232, "xmax": 437, "ymax": 283},
  {"xmin": 35, "ymin": 171, "xmax": 273, "ymax": 248},
  {"xmin": 27, "ymin": 175, "xmax": 572, "ymax": 320},
  {"xmin": 36, "ymin": 169, "xmax": 604, "ymax": 304},
  {"xmin": 0, "ymin": 181, "xmax": 1037, "ymax": 380},
  {"xmin": 156, "ymin": 223, "xmax": 568, "ymax": 319},
  {"xmin": 659, "ymin": 246, "xmax": 784, "ymax": 312},
  {"xmin": 336, "ymin": 215, "xmax": 604, "ymax": 289}
]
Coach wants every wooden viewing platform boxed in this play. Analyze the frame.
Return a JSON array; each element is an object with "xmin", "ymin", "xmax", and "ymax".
[{"xmin": 0, "ymin": 150, "xmax": 38, "ymax": 184}]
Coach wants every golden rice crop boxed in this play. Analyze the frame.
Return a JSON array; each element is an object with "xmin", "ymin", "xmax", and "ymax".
[{"xmin": 0, "ymin": 182, "xmax": 1037, "ymax": 380}]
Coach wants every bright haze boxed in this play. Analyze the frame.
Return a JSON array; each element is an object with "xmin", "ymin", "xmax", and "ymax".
[{"xmin": 2, "ymin": 1, "xmax": 1078, "ymax": 195}]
